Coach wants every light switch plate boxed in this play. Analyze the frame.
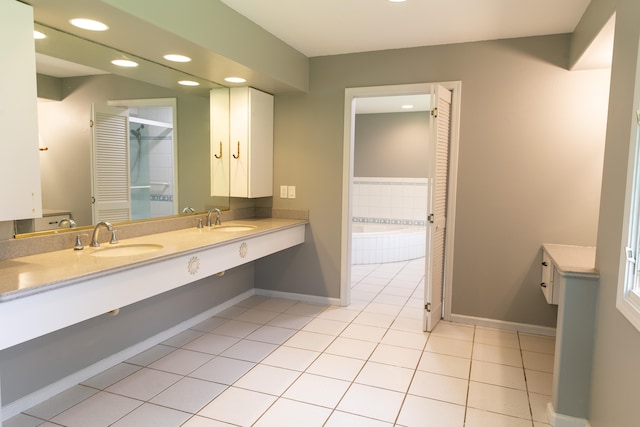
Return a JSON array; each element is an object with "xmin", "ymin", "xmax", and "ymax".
[
  {"xmin": 288, "ymin": 186, "xmax": 296, "ymax": 199},
  {"xmin": 280, "ymin": 185, "xmax": 288, "ymax": 198}
]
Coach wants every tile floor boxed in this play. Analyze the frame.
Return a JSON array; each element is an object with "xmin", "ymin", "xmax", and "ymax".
[{"xmin": 6, "ymin": 258, "xmax": 555, "ymax": 427}]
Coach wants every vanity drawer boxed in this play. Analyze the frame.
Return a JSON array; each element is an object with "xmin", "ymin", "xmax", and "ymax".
[{"xmin": 541, "ymin": 251, "xmax": 557, "ymax": 304}]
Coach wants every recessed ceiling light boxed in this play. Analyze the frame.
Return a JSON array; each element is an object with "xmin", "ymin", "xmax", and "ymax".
[
  {"xmin": 33, "ymin": 30, "xmax": 46, "ymax": 40},
  {"xmin": 111, "ymin": 59, "xmax": 138, "ymax": 68},
  {"xmin": 224, "ymin": 77, "xmax": 247, "ymax": 83},
  {"xmin": 388, "ymin": 0, "xmax": 407, "ymax": 3},
  {"xmin": 70, "ymin": 18, "xmax": 109, "ymax": 31},
  {"xmin": 164, "ymin": 54, "xmax": 191, "ymax": 63},
  {"xmin": 178, "ymin": 80, "xmax": 200, "ymax": 86},
  {"xmin": 401, "ymin": 104, "xmax": 414, "ymax": 109}
]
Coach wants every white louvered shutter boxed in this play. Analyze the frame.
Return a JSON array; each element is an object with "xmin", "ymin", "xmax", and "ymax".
[{"xmin": 91, "ymin": 104, "xmax": 131, "ymax": 223}]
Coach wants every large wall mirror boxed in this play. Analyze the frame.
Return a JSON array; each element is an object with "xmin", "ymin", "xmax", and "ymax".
[{"xmin": 16, "ymin": 23, "xmax": 230, "ymax": 236}]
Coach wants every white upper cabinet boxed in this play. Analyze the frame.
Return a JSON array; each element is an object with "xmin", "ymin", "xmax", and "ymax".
[
  {"xmin": 210, "ymin": 88, "xmax": 230, "ymax": 198},
  {"xmin": 0, "ymin": 0, "xmax": 42, "ymax": 221},
  {"xmin": 229, "ymin": 87, "xmax": 274, "ymax": 198}
]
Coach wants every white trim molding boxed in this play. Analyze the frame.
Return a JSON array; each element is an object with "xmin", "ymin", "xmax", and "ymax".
[{"xmin": 547, "ymin": 402, "xmax": 592, "ymax": 427}]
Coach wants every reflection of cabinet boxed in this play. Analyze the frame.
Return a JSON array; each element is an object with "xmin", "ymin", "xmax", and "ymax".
[
  {"xmin": 0, "ymin": 1, "xmax": 42, "ymax": 221},
  {"xmin": 16, "ymin": 210, "xmax": 72, "ymax": 234}
]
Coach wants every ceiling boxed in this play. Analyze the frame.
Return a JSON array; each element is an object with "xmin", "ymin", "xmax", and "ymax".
[{"xmin": 220, "ymin": 0, "xmax": 592, "ymax": 57}]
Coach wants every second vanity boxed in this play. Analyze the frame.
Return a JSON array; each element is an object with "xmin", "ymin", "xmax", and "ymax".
[{"xmin": 0, "ymin": 217, "xmax": 306, "ymax": 351}]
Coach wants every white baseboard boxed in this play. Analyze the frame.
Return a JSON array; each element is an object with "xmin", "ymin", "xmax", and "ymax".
[
  {"xmin": 449, "ymin": 313, "xmax": 556, "ymax": 336},
  {"xmin": 1, "ymin": 289, "xmax": 255, "ymax": 421},
  {"xmin": 254, "ymin": 288, "xmax": 341, "ymax": 306},
  {"xmin": 547, "ymin": 402, "xmax": 591, "ymax": 427}
]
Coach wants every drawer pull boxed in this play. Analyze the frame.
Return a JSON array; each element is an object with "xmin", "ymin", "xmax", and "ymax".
[
  {"xmin": 541, "ymin": 282, "xmax": 547, "ymax": 288},
  {"xmin": 542, "ymin": 261, "xmax": 548, "ymax": 267}
]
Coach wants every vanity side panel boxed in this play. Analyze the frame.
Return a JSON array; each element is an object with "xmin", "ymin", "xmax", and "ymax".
[{"xmin": 0, "ymin": 263, "xmax": 253, "ymax": 406}]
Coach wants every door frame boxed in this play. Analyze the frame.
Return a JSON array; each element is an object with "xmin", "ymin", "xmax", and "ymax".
[{"xmin": 340, "ymin": 81, "xmax": 462, "ymax": 323}]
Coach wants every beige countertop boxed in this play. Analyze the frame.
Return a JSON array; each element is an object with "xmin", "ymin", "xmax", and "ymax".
[
  {"xmin": 542, "ymin": 243, "xmax": 598, "ymax": 276},
  {"xmin": 0, "ymin": 218, "xmax": 307, "ymax": 302}
]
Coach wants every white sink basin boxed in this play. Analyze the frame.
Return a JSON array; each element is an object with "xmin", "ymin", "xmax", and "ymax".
[
  {"xmin": 90, "ymin": 244, "xmax": 164, "ymax": 258},
  {"xmin": 214, "ymin": 225, "xmax": 257, "ymax": 232}
]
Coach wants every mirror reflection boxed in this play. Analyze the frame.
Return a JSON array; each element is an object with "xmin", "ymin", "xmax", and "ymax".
[{"xmin": 16, "ymin": 24, "xmax": 230, "ymax": 235}]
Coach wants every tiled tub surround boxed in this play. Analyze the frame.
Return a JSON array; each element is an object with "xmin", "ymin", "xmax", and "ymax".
[{"xmin": 352, "ymin": 178, "xmax": 427, "ymax": 265}]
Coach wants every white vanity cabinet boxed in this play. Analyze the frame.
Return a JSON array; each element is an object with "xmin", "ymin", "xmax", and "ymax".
[
  {"xmin": 229, "ymin": 87, "xmax": 274, "ymax": 198},
  {"xmin": 0, "ymin": 0, "xmax": 42, "ymax": 221},
  {"xmin": 540, "ymin": 250, "xmax": 557, "ymax": 304}
]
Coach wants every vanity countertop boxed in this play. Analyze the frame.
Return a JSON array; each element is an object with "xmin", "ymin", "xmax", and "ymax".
[
  {"xmin": 542, "ymin": 243, "xmax": 598, "ymax": 276},
  {"xmin": 0, "ymin": 218, "xmax": 307, "ymax": 302}
]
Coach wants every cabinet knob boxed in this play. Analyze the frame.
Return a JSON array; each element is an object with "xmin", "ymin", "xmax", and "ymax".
[
  {"xmin": 540, "ymin": 282, "xmax": 547, "ymax": 288},
  {"xmin": 542, "ymin": 261, "xmax": 548, "ymax": 267}
]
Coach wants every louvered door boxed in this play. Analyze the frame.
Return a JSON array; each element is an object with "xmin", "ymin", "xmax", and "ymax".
[
  {"xmin": 424, "ymin": 85, "xmax": 452, "ymax": 332},
  {"xmin": 91, "ymin": 104, "xmax": 131, "ymax": 223}
]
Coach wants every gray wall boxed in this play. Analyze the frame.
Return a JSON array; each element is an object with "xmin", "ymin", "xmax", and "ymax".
[
  {"xmin": 37, "ymin": 73, "xmax": 218, "ymax": 228},
  {"xmin": 0, "ymin": 264, "xmax": 254, "ymax": 405},
  {"xmin": 354, "ymin": 112, "xmax": 429, "ymax": 178},
  {"xmin": 257, "ymin": 34, "xmax": 610, "ymax": 327},
  {"xmin": 575, "ymin": 0, "xmax": 640, "ymax": 425}
]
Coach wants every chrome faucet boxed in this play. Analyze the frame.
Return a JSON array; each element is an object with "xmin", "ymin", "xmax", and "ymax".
[
  {"xmin": 182, "ymin": 207, "xmax": 195, "ymax": 214},
  {"xmin": 90, "ymin": 221, "xmax": 118, "ymax": 247},
  {"xmin": 57, "ymin": 218, "xmax": 77, "ymax": 228},
  {"xmin": 207, "ymin": 208, "xmax": 222, "ymax": 226}
]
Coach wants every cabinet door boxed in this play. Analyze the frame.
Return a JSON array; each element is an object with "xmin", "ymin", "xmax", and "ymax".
[
  {"xmin": 0, "ymin": 1, "xmax": 42, "ymax": 221},
  {"xmin": 211, "ymin": 88, "xmax": 230, "ymax": 197},
  {"xmin": 229, "ymin": 87, "xmax": 273, "ymax": 198},
  {"xmin": 541, "ymin": 251, "xmax": 555, "ymax": 304}
]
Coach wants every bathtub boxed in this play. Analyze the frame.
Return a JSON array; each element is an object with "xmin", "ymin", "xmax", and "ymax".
[{"xmin": 351, "ymin": 222, "xmax": 426, "ymax": 265}]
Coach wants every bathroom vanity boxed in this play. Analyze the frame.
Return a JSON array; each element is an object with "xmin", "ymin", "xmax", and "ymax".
[
  {"xmin": 0, "ymin": 218, "xmax": 306, "ymax": 350},
  {"xmin": 541, "ymin": 244, "xmax": 598, "ymax": 427}
]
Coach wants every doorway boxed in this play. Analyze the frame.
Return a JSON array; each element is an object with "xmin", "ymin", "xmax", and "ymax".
[{"xmin": 341, "ymin": 82, "xmax": 461, "ymax": 331}]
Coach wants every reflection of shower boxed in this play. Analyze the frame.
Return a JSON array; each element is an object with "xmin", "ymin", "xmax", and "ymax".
[{"xmin": 130, "ymin": 124, "xmax": 144, "ymax": 182}]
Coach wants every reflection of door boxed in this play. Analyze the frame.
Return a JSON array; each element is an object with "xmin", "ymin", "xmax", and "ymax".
[
  {"xmin": 424, "ymin": 84, "xmax": 452, "ymax": 332},
  {"xmin": 90, "ymin": 104, "xmax": 130, "ymax": 223}
]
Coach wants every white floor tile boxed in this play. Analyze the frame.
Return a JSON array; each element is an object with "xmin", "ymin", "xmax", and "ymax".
[
  {"xmin": 362, "ymin": 302, "xmax": 403, "ymax": 316},
  {"xmin": 467, "ymin": 381, "xmax": 531, "ymax": 419},
  {"xmin": 324, "ymin": 337, "xmax": 377, "ymax": 360},
  {"xmin": 417, "ymin": 351, "xmax": 471, "ymax": 379},
  {"xmin": 369, "ymin": 344, "xmax": 422, "ymax": 369},
  {"xmin": 24, "ymin": 384, "xmax": 98, "ymax": 420},
  {"xmin": 254, "ymin": 298, "xmax": 299, "ymax": 313},
  {"xmin": 162, "ymin": 329, "xmax": 205, "ymax": 348},
  {"xmin": 284, "ymin": 302, "xmax": 328, "ymax": 317},
  {"xmin": 352, "ymin": 311, "xmax": 396, "ymax": 328},
  {"xmin": 431, "ymin": 321, "xmax": 475, "ymax": 341},
  {"xmin": 464, "ymin": 407, "xmax": 532, "ymax": 427},
  {"xmin": 302, "ymin": 318, "xmax": 349, "ymax": 336},
  {"xmin": 105, "ymin": 367, "xmax": 182, "ymax": 401},
  {"xmin": 472, "ymin": 342, "xmax": 523, "ymax": 367},
  {"xmin": 126, "ymin": 345, "xmax": 175, "ymax": 366},
  {"xmin": 4, "ymin": 413, "xmax": 43, "ymax": 427},
  {"xmin": 283, "ymin": 373, "xmax": 350, "ymax": 408},
  {"xmin": 425, "ymin": 335, "xmax": 473, "ymax": 358},
  {"xmin": 283, "ymin": 330, "xmax": 336, "ymax": 352},
  {"xmin": 190, "ymin": 317, "xmax": 229, "ymax": 333},
  {"xmin": 526, "ymin": 369, "xmax": 553, "ymax": 395},
  {"xmin": 470, "ymin": 360, "xmax": 527, "ymax": 390},
  {"xmin": 110, "ymin": 402, "xmax": 191, "ymax": 427},
  {"xmin": 181, "ymin": 416, "xmax": 236, "ymax": 426},
  {"xmin": 253, "ymin": 398, "xmax": 331, "ymax": 427},
  {"xmin": 232, "ymin": 308, "xmax": 280, "ymax": 324},
  {"xmin": 408, "ymin": 370, "xmax": 468, "ymax": 405},
  {"xmin": 183, "ymin": 334, "xmax": 240, "ymax": 355},
  {"xmin": 529, "ymin": 392, "xmax": 552, "ymax": 423},
  {"xmin": 380, "ymin": 329, "xmax": 429, "ymax": 350},
  {"xmin": 50, "ymin": 391, "xmax": 142, "ymax": 427},
  {"xmin": 306, "ymin": 353, "xmax": 366, "ymax": 381},
  {"xmin": 267, "ymin": 313, "xmax": 314, "ymax": 330},
  {"xmin": 337, "ymin": 383, "xmax": 405, "ymax": 423},
  {"xmin": 189, "ymin": 356, "xmax": 255, "ymax": 385},
  {"xmin": 197, "ymin": 387, "xmax": 277, "ymax": 426},
  {"xmin": 211, "ymin": 319, "xmax": 262, "ymax": 338},
  {"xmin": 245, "ymin": 324, "xmax": 297, "ymax": 344},
  {"xmin": 219, "ymin": 339, "xmax": 278, "ymax": 362},
  {"xmin": 519, "ymin": 333, "xmax": 556, "ymax": 355},
  {"xmin": 149, "ymin": 348, "xmax": 213, "ymax": 376},
  {"xmin": 150, "ymin": 377, "xmax": 226, "ymax": 413},
  {"xmin": 316, "ymin": 306, "xmax": 360, "ymax": 322},
  {"xmin": 474, "ymin": 327, "xmax": 520, "ymax": 349},
  {"xmin": 396, "ymin": 394, "xmax": 465, "ymax": 427},
  {"xmin": 324, "ymin": 411, "xmax": 393, "ymax": 427},
  {"xmin": 234, "ymin": 364, "xmax": 300, "ymax": 395},
  {"xmin": 340, "ymin": 323, "xmax": 387, "ymax": 342},
  {"xmin": 260, "ymin": 345, "xmax": 320, "ymax": 371},
  {"xmin": 523, "ymin": 350, "xmax": 555, "ymax": 373},
  {"xmin": 355, "ymin": 361, "xmax": 414, "ymax": 392},
  {"xmin": 390, "ymin": 316, "xmax": 424, "ymax": 332}
]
